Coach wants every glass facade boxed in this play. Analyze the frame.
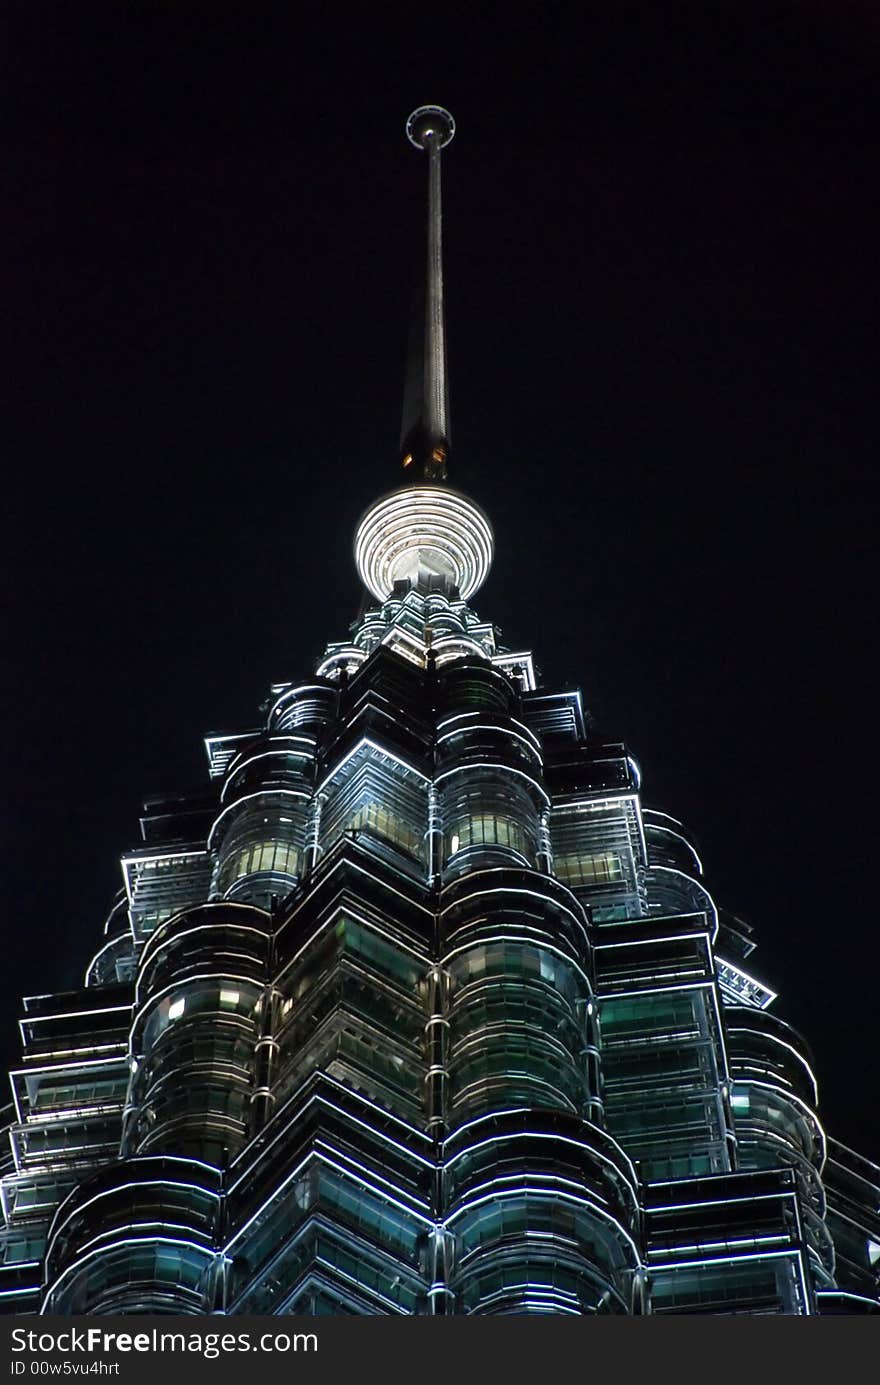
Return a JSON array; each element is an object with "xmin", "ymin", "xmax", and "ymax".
[
  {"xmin": 1, "ymin": 110, "xmax": 878, "ymax": 1318},
  {"xmin": 2, "ymin": 573, "xmax": 877, "ymax": 1315}
]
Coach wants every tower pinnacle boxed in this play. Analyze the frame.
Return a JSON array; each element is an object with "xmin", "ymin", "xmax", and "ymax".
[
  {"xmin": 400, "ymin": 106, "xmax": 455, "ymax": 482},
  {"xmin": 354, "ymin": 108, "xmax": 493, "ymax": 606}
]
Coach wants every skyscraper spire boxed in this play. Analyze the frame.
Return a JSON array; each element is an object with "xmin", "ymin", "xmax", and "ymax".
[
  {"xmin": 354, "ymin": 107, "xmax": 493, "ymax": 606},
  {"xmin": 400, "ymin": 105, "xmax": 455, "ymax": 482}
]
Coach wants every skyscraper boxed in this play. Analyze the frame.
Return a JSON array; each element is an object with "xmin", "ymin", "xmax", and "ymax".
[{"xmin": 2, "ymin": 109, "xmax": 878, "ymax": 1317}]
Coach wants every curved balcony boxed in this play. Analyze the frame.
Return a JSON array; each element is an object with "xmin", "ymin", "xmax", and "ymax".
[
  {"xmin": 86, "ymin": 932, "xmax": 138, "ymax": 988},
  {"xmin": 440, "ymin": 867, "xmax": 592, "ymax": 970},
  {"xmin": 436, "ymin": 662, "xmax": 518, "ymax": 717},
  {"xmin": 315, "ymin": 646, "xmax": 368, "ymax": 681},
  {"xmin": 447, "ymin": 1025, "xmax": 590, "ymax": 1121},
  {"xmin": 267, "ymin": 682, "xmax": 338, "ymax": 736},
  {"xmin": 210, "ymin": 792, "xmax": 310, "ymax": 909},
  {"xmin": 431, "ymin": 635, "xmax": 493, "ymax": 668},
  {"xmin": 642, "ymin": 810, "xmax": 703, "ymax": 877},
  {"xmin": 731, "ymin": 1079, "xmax": 825, "ymax": 1181},
  {"xmin": 438, "ymin": 770, "xmax": 547, "ymax": 881},
  {"xmin": 726, "ymin": 1006, "xmax": 830, "ymax": 1278},
  {"xmin": 452, "ymin": 1248, "xmax": 629, "ymax": 1315},
  {"xmin": 42, "ymin": 1157, "xmax": 222, "ymax": 1315},
  {"xmin": 445, "ymin": 950, "xmax": 595, "ymax": 1121},
  {"xmin": 129, "ymin": 906, "xmax": 270, "ymax": 1164},
  {"xmin": 645, "ymin": 864, "xmax": 718, "ymax": 935},
  {"xmin": 136, "ymin": 903, "xmax": 272, "ymax": 1010},
  {"xmin": 725, "ymin": 1008, "xmax": 819, "ymax": 1113},
  {"xmin": 436, "ymin": 712, "xmax": 543, "ymax": 777},
  {"xmin": 444, "ymin": 1109, "xmax": 637, "ymax": 1210},
  {"xmin": 127, "ymin": 988, "xmax": 262, "ymax": 1163},
  {"xmin": 443, "ymin": 1111, "xmax": 640, "ymax": 1315},
  {"xmin": 439, "ymin": 882, "xmax": 599, "ymax": 1124},
  {"xmin": 222, "ymin": 737, "xmax": 316, "ymax": 803}
]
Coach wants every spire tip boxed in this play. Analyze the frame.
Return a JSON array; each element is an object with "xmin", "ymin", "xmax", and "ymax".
[{"xmin": 406, "ymin": 106, "xmax": 455, "ymax": 151}]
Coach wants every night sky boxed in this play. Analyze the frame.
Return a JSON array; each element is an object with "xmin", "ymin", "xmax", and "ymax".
[{"xmin": 5, "ymin": 5, "xmax": 879, "ymax": 1157}]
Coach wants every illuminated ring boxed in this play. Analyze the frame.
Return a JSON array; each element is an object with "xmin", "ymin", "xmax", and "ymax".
[
  {"xmin": 354, "ymin": 486, "xmax": 493, "ymax": 603},
  {"xmin": 406, "ymin": 106, "xmax": 455, "ymax": 150}
]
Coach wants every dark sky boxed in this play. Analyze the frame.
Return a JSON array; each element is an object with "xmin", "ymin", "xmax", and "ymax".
[{"xmin": 4, "ymin": 4, "xmax": 879, "ymax": 1157}]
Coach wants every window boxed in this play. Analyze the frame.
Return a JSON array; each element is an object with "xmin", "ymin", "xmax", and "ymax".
[
  {"xmin": 345, "ymin": 801, "xmax": 423, "ymax": 857},
  {"xmin": 446, "ymin": 813, "xmax": 527, "ymax": 858},
  {"xmin": 221, "ymin": 838, "xmax": 300, "ymax": 890},
  {"xmin": 554, "ymin": 849, "xmax": 623, "ymax": 888}
]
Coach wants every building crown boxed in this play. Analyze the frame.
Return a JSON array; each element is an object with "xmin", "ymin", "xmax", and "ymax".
[{"xmin": 354, "ymin": 108, "xmax": 494, "ymax": 606}]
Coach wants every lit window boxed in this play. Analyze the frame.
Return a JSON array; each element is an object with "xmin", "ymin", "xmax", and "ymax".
[
  {"xmin": 554, "ymin": 850, "xmax": 623, "ymax": 888},
  {"xmin": 345, "ymin": 801, "xmax": 422, "ymax": 858},
  {"xmin": 219, "ymin": 989, "xmax": 240, "ymax": 1009},
  {"xmin": 447, "ymin": 814, "xmax": 527, "ymax": 857},
  {"xmin": 220, "ymin": 837, "xmax": 301, "ymax": 891},
  {"xmin": 168, "ymin": 997, "xmax": 185, "ymax": 1021}
]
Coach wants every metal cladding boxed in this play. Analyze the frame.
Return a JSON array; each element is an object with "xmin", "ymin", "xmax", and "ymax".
[
  {"xmin": 1, "ymin": 112, "xmax": 878, "ymax": 1319},
  {"xmin": 355, "ymin": 485, "xmax": 494, "ymax": 603},
  {"xmin": 400, "ymin": 106, "xmax": 454, "ymax": 481},
  {"xmin": 3, "ymin": 577, "xmax": 878, "ymax": 1317}
]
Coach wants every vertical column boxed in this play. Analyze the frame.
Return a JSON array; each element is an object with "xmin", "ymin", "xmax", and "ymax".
[
  {"xmin": 537, "ymin": 806, "xmax": 553, "ymax": 874},
  {"xmin": 250, "ymin": 984, "xmax": 281, "ymax": 1133},
  {"xmin": 425, "ymin": 966, "xmax": 450, "ymax": 1134},
  {"xmin": 427, "ymin": 956, "xmax": 454, "ymax": 1314},
  {"xmin": 427, "ymin": 782, "xmax": 443, "ymax": 885},
  {"xmin": 305, "ymin": 791, "xmax": 325, "ymax": 873}
]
